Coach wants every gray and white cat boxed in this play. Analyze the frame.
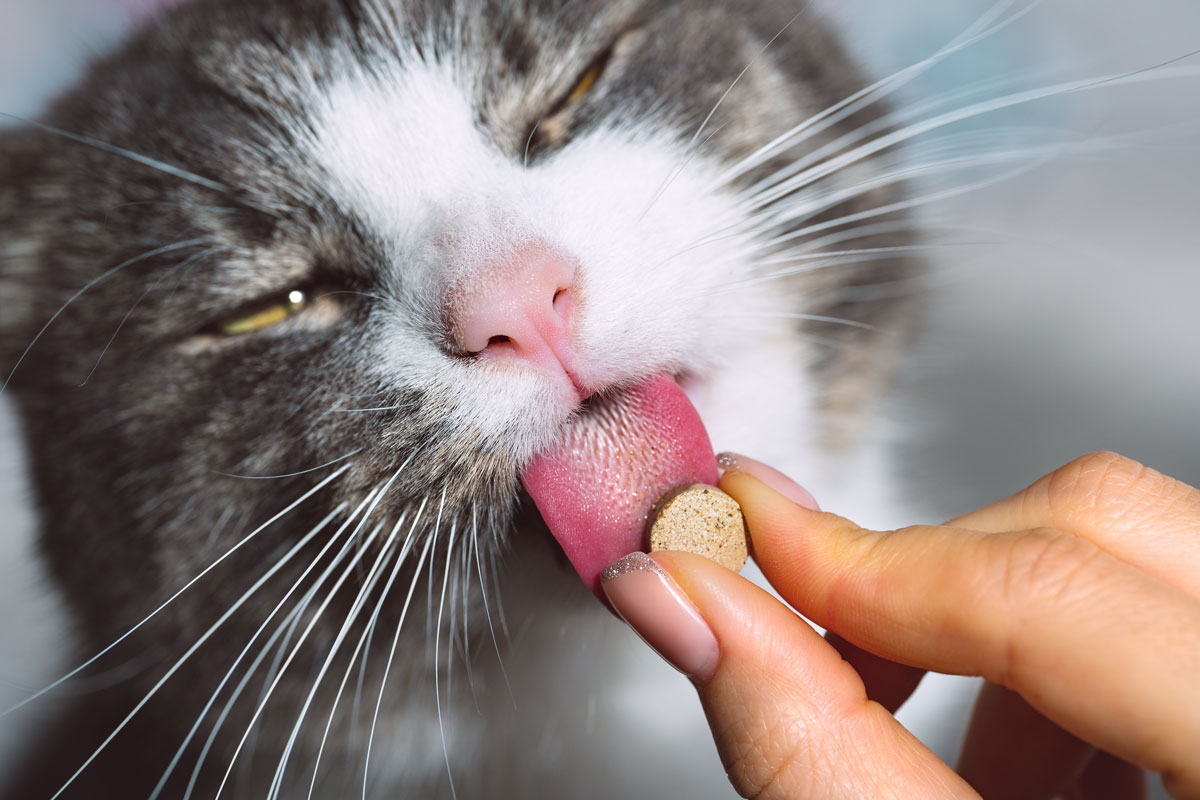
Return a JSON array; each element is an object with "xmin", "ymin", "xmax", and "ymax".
[{"xmin": 0, "ymin": 0, "xmax": 918, "ymax": 797}]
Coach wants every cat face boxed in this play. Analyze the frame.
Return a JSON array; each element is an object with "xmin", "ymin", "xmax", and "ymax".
[{"xmin": 0, "ymin": 0, "xmax": 914, "ymax": 793}]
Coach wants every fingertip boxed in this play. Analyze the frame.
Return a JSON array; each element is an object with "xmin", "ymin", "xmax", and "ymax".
[{"xmin": 716, "ymin": 452, "xmax": 820, "ymax": 509}]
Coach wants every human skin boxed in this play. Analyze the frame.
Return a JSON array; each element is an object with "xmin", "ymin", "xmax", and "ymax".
[{"xmin": 602, "ymin": 451, "xmax": 1200, "ymax": 799}]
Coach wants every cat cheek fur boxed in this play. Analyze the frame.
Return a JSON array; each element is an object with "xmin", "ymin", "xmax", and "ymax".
[{"xmin": 0, "ymin": 130, "xmax": 46, "ymax": 365}]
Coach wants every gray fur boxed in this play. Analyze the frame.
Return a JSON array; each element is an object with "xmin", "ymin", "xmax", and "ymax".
[{"xmin": 0, "ymin": 0, "xmax": 915, "ymax": 797}]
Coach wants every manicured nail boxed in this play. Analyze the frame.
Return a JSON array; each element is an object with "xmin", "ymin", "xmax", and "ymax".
[
  {"xmin": 717, "ymin": 452, "xmax": 820, "ymax": 510},
  {"xmin": 601, "ymin": 552, "xmax": 719, "ymax": 681}
]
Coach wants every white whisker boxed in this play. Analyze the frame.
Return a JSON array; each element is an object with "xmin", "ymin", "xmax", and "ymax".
[
  {"xmin": 308, "ymin": 510, "xmax": 421, "ymax": 799},
  {"xmin": 212, "ymin": 500, "xmax": 393, "ymax": 799},
  {"xmin": 434, "ymin": 516, "xmax": 459, "ymax": 800},
  {"xmin": 2, "ymin": 238, "xmax": 208, "ymax": 395},
  {"xmin": 472, "ymin": 503, "xmax": 513, "ymax": 706},
  {"xmin": 213, "ymin": 448, "xmax": 365, "ymax": 480},
  {"xmin": 148, "ymin": 502, "xmax": 349, "ymax": 800},
  {"xmin": 268, "ymin": 521, "xmax": 398, "ymax": 799},
  {"xmin": 363, "ymin": 499, "xmax": 435, "ymax": 800},
  {"xmin": 2, "ymin": 462, "xmax": 352, "ymax": 722}
]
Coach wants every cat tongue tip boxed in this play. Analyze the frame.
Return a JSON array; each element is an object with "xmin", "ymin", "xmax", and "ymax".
[{"xmin": 520, "ymin": 374, "xmax": 718, "ymax": 598}]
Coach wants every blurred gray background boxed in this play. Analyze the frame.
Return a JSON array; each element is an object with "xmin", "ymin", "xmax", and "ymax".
[{"xmin": 1, "ymin": 0, "xmax": 1196, "ymax": 796}]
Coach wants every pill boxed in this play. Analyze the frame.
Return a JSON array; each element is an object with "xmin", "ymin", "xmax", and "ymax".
[{"xmin": 647, "ymin": 484, "xmax": 748, "ymax": 572}]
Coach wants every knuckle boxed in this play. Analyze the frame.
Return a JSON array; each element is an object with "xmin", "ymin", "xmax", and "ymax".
[
  {"xmin": 997, "ymin": 527, "xmax": 1107, "ymax": 677},
  {"xmin": 1045, "ymin": 451, "xmax": 1153, "ymax": 513},
  {"xmin": 1003, "ymin": 527, "xmax": 1104, "ymax": 603}
]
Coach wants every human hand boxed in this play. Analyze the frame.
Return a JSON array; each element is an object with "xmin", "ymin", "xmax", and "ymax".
[{"xmin": 601, "ymin": 452, "xmax": 1200, "ymax": 799}]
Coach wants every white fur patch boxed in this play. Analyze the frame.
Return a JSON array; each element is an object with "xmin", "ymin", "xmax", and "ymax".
[{"xmin": 309, "ymin": 55, "xmax": 818, "ymax": 466}]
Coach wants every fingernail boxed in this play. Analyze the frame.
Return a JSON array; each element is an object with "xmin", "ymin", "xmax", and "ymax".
[
  {"xmin": 601, "ymin": 552, "xmax": 719, "ymax": 681},
  {"xmin": 717, "ymin": 452, "xmax": 820, "ymax": 510}
]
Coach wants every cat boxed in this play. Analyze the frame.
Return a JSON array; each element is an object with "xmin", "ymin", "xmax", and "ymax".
[{"xmin": 0, "ymin": 0, "xmax": 919, "ymax": 796}]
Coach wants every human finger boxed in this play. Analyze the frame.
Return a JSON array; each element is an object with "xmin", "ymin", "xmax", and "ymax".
[
  {"xmin": 719, "ymin": 469, "xmax": 1200, "ymax": 793},
  {"xmin": 958, "ymin": 682, "xmax": 1094, "ymax": 799},
  {"xmin": 950, "ymin": 452, "xmax": 1200, "ymax": 596},
  {"xmin": 601, "ymin": 550, "xmax": 978, "ymax": 800}
]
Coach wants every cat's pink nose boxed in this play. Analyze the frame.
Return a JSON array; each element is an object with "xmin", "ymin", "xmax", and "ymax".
[{"xmin": 449, "ymin": 246, "xmax": 580, "ymax": 390}]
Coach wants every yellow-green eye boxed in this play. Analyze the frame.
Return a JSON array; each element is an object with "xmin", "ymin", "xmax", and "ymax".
[
  {"xmin": 537, "ymin": 50, "xmax": 613, "ymax": 148},
  {"xmin": 218, "ymin": 289, "xmax": 307, "ymax": 335},
  {"xmin": 564, "ymin": 61, "xmax": 603, "ymax": 107}
]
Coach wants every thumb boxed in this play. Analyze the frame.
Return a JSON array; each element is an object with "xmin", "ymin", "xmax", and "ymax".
[{"xmin": 602, "ymin": 551, "xmax": 976, "ymax": 800}]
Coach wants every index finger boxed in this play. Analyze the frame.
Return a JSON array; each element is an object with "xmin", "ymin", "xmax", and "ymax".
[
  {"xmin": 950, "ymin": 451, "xmax": 1200, "ymax": 597},
  {"xmin": 719, "ymin": 469, "xmax": 1200, "ymax": 794}
]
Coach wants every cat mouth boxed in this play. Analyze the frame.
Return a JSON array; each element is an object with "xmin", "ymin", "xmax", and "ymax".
[{"xmin": 520, "ymin": 374, "xmax": 718, "ymax": 599}]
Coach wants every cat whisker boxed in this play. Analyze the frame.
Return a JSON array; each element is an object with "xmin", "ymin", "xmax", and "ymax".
[
  {"xmin": 185, "ymin": 488, "xmax": 384, "ymax": 799},
  {"xmin": 266, "ymin": 454, "xmax": 417, "ymax": 794},
  {"xmin": 716, "ymin": 0, "xmax": 1037, "ymax": 185},
  {"xmin": 473, "ymin": 502, "xmax": 514, "ymax": 706},
  {"xmin": 78, "ymin": 248, "xmax": 218, "ymax": 386},
  {"xmin": 737, "ymin": 59, "xmax": 1200, "ymax": 219},
  {"xmin": 638, "ymin": 1, "xmax": 813, "ymax": 221},
  {"xmin": 212, "ymin": 447, "xmax": 366, "ymax": 480},
  {"xmin": 363, "ymin": 499, "xmax": 436, "ymax": 800},
  {"xmin": 715, "ymin": 311, "xmax": 879, "ymax": 332},
  {"xmin": 705, "ymin": 244, "xmax": 969, "ymax": 297},
  {"xmin": 760, "ymin": 154, "xmax": 1047, "ymax": 250},
  {"xmin": 212, "ymin": 491, "xmax": 394, "ymax": 800},
  {"xmin": 53, "ymin": 481, "xmax": 372, "ymax": 800},
  {"xmin": 0, "ymin": 462, "xmax": 352, "ymax": 722},
  {"xmin": 149, "ymin": 502, "xmax": 350, "ymax": 800},
  {"xmin": 0, "ymin": 114, "xmax": 231, "ymax": 196},
  {"xmin": 309, "ymin": 510, "xmax": 422, "ymax": 800},
  {"xmin": 690, "ymin": 2, "xmax": 813, "ymax": 152},
  {"xmin": 1, "ymin": 237, "xmax": 208, "ymax": 395},
  {"xmin": 487, "ymin": 551, "xmax": 512, "ymax": 644},
  {"xmin": 268, "ymin": 520, "xmax": 399, "ymax": 799},
  {"xmin": 434, "ymin": 517, "xmax": 460, "ymax": 800},
  {"xmin": 637, "ymin": 123, "xmax": 727, "ymax": 223},
  {"xmin": 459, "ymin": 524, "xmax": 479, "ymax": 713}
]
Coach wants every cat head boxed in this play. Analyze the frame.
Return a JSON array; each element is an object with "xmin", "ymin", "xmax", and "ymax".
[{"xmin": 0, "ymin": 0, "xmax": 913, "ymax": 668}]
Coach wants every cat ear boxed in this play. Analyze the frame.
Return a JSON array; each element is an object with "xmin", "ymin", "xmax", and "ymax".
[{"xmin": 0, "ymin": 127, "xmax": 45, "ymax": 367}]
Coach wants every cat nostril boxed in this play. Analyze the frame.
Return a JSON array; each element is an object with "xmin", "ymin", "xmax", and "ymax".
[{"xmin": 448, "ymin": 247, "xmax": 579, "ymax": 379}]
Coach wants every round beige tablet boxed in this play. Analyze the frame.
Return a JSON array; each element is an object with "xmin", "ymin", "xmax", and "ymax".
[{"xmin": 648, "ymin": 484, "xmax": 748, "ymax": 573}]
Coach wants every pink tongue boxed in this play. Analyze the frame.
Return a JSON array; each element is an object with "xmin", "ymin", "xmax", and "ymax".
[{"xmin": 521, "ymin": 374, "xmax": 718, "ymax": 599}]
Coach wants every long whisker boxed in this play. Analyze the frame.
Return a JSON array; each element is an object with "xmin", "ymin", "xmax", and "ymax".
[
  {"xmin": 434, "ymin": 518, "xmax": 459, "ymax": 800},
  {"xmin": 212, "ymin": 508, "xmax": 391, "ymax": 799},
  {"xmin": 459, "ymin": 519, "xmax": 478, "ymax": 712},
  {"xmin": 736, "ymin": 60, "xmax": 1200, "ymax": 215},
  {"xmin": 637, "ymin": 2, "xmax": 814, "ymax": 222},
  {"xmin": 363, "ymin": 499, "xmax": 436, "ymax": 800},
  {"xmin": 265, "ymin": 454, "xmax": 417, "ymax": 795},
  {"xmin": 307, "ymin": 510, "xmax": 421, "ymax": 800},
  {"xmin": 1, "ymin": 238, "xmax": 208, "ymax": 394},
  {"xmin": 472, "ymin": 503, "xmax": 513, "ymax": 705},
  {"xmin": 716, "ymin": 0, "xmax": 1036, "ymax": 184},
  {"xmin": 78, "ymin": 247, "xmax": 217, "ymax": 386},
  {"xmin": 50, "ymin": 486, "xmax": 364, "ymax": 798},
  {"xmin": 181, "ymin": 488, "xmax": 384, "ymax": 800},
  {"xmin": 0, "ymin": 114, "xmax": 231, "ymax": 195},
  {"xmin": 147, "ymin": 502, "xmax": 349, "ymax": 800},
  {"xmin": 268, "ymin": 521, "xmax": 398, "ymax": 799},
  {"xmin": 213, "ymin": 448, "xmax": 365, "ymax": 480},
  {"xmin": 1, "ymin": 462, "xmax": 352, "ymax": 721}
]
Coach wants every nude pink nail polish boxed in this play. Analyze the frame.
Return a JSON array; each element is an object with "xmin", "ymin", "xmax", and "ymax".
[
  {"xmin": 717, "ymin": 452, "xmax": 820, "ymax": 510},
  {"xmin": 601, "ymin": 552, "xmax": 719, "ymax": 681}
]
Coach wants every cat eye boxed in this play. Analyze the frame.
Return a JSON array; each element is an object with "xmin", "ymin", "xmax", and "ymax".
[
  {"xmin": 563, "ymin": 60, "xmax": 604, "ymax": 108},
  {"xmin": 215, "ymin": 289, "xmax": 308, "ymax": 336},
  {"xmin": 533, "ymin": 45, "xmax": 615, "ymax": 149}
]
